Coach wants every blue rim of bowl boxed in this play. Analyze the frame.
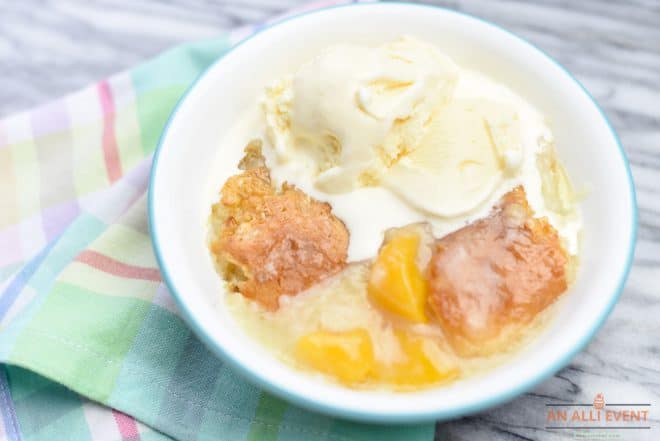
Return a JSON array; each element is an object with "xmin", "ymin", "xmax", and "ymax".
[{"xmin": 148, "ymin": 2, "xmax": 638, "ymax": 424}]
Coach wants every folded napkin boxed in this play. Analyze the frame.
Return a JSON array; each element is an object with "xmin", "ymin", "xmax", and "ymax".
[{"xmin": 0, "ymin": 1, "xmax": 438, "ymax": 440}]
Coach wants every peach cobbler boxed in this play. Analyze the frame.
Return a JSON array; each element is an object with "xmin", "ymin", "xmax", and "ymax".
[{"xmin": 208, "ymin": 37, "xmax": 580, "ymax": 390}]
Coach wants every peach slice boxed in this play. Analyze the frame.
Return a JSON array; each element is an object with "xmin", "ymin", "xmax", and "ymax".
[
  {"xmin": 378, "ymin": 333, "xmax": 459, "ymax": 388},
  {"xmin": 368, "ymin": 233, "xmax": 429, "ymax": 323},
  {"xmin": 295, "ymin": 329, "xmax": 375, "ymax": 384}
]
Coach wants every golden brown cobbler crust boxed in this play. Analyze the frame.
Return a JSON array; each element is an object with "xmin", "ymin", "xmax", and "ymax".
[
  {"xmin": 427, "ymin": 186, "xmax": 568, "ymax": 356},
  {"xmin": 210, "ymin": 142, "xmax": 349, "ymax": 310}
]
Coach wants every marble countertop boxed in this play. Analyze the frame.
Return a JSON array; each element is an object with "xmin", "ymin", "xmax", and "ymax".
[{"xmin": 1, "ymin": 0, "xmax": 658, "ymax": 439}]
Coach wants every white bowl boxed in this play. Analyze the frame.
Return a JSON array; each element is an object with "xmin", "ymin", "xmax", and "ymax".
[{"xmin": 149, "ymin": 3, "xmax": 636, "ymax": 423}]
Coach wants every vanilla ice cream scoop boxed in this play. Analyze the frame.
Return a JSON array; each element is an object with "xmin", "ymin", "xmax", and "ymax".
[
  {"xmin": 265, "ymin": 36, "xmax": 458, "ymax": 193},
  {"xmin": 383, "ymin": 99, "xmax": 523, "ymax": 216},
  {"xmin": 254, "ymin": 36, "xmax": 580, "ymax": 260},
  {"xmin": 264, "ymin": 37, "xmax": 524, "ymax": 218}
]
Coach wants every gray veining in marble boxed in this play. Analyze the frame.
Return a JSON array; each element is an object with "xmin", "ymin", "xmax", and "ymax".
[{"xmin": 1, "ymin": 1, "xmax": 658, "ymax": 440}]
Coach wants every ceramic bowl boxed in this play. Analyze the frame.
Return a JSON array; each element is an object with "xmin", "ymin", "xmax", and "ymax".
[{"xmin": 149, "ymin": 2, "xmax": 637, "ymax": 423}]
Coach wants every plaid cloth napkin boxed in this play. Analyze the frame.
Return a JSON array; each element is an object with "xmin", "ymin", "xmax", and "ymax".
[{"xmin": 0, "ymin": 1, "xmax": 438, "ymax": 440}]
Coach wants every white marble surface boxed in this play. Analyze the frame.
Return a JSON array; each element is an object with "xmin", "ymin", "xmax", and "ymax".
[{"xmin": 1, "ymin": 0, "xmax": 659, "ymax": 439}]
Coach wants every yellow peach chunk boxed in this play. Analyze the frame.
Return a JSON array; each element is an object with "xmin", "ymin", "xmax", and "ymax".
[
  {"xmin": 379, "ymin": 334, "xmax": 459, "ymax": 388},
  {"xmin": 368, "ymin": 233, "xmax": 428, "ymax": 323},
  {"xmin": 295, "ymin": 329, "xmax": 375, "ymax": 384}
]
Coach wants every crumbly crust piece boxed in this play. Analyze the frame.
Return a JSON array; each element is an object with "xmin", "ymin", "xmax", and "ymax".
[
  {"xmin": 211, "ymin": 141, "xmax": 349, "ymax": 310},
  {"xmin": 427, "ymin": 186, "xmax": 568, "ymax": 356}
]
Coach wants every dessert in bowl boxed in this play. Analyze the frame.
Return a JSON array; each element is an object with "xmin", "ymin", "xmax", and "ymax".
[
  {"xmin": 149, "ymin": 3, "xmax": 636, "ymax": 421},
  {"xmin": 210, "ymin": 35, "xmax": 580, "ymax": 389}
]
